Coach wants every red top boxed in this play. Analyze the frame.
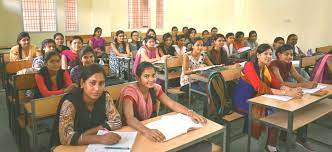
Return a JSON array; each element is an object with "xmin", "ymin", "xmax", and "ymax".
[
  {"xmin": 35, "ymin": 70, "xmax": 72, "ymax": 97},
  {"xmin": 233, "ymin": 41, "xmax": 246, "ymax": 52}
]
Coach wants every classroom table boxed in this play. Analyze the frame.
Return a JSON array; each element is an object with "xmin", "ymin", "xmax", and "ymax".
[
  {"xmin": 53, "ymin": 112, "xmax": 225, "ymax": 152},
  {"xmin": 247, "ymin": 84, "xmax": 332, "ymax": 152}
]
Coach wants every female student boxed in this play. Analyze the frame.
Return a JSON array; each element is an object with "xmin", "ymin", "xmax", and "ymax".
[
  {"xmin": 35, "ymin": 51, "xmax": 76, "ymax": 97},
  {"xmin": 223, "ymin": 32, "xmax": 235, "ymax": 56},
  {"xmin": 49, "ymin": 64, "xmax": 122, "ymax": 148},
  {"xmin": 207, "ymin": 34, "xmax": 229, "ymax": 65},
  {"xmin": 158, "ymin": 33, "xmax": 176, "ymax": 56},
  {"xmin": 180, "ymin": 37, "xmax": 214, "ymax": 92},
  {"xmin": 171, "ymin": 26, "xmax": 178, "ymax": 42},
  {"xmin": 71, "ymin": 46, "xmax": 95, "ymax": 85},
  {"xmin": 185, "ymin": 28, "xmax": 197, "ymax": 51},
  {"xmin": 269, "ymin": 44, "xmax": 317, "ymax": 88},
  {"xmin": 272, "ymin": 37, "xmax": 285, "ymax": 59},
  {"xmin": 54, "ymin": 33, "xmax": 69, "ymax": 53},
  {"xmin": 10, "ymin": 32, "xmax": 39, "ymax": 61},
  {"xmin": 88, "ymin": 27, "xmax": 106, "ymax": 57},
  {"xmin": 118, "ymin": 61, "xmax": 206, "ymax": 142},
  {"xmin": 310, "ymin": 51, "xmax": 332, "ymax": 84},
  {"xmin": 286, "ymin": 34, "xmax": 306, "ymax": 60},
  {"xmin": 32, "ymin": 39, "xmax": 56, "ymax": 70},
  {"xmin": 233, "ymin": 31, "xmax": 246, "ymax": 51},
  {"xmin": 232, "ymin": 44, "xmax": 303, "ymax": 152},
  {"xmin": 129, "ymin": 31, "xmax": 142, "ymax": 53},
  {"xmin": 109, "ymin": 30, "xmax": 131, "ymax": 75},
  {"xmin": 245, "ymin": 30, "xmax": 258, "ymax": 49},
  {"xmin": 61, "ymin": 36, "xmax": 83, "ymax": 70},
  {"xmin": 143, "ymin": 29, "xmax": 159, "ymax": 46},
  {"xmin": 173, "ymin": 34, "xmax": 187, "ymax": 56}
]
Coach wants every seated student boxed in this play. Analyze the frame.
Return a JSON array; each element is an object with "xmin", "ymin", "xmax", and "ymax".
[
  {"xmin": 10, "ymin": 32, "xmax": 39, "ymax": 61},
  {"xmin": 207, "ymin": 34, "xmax": 229, "ymax": 65},
  {"xmin": 269, "ymin": 44, "xmax": 317, "ymax": 88},
  {"xmin": 49, "ymin": 64, "xmax": 122, "ymax": 148},
  {"xmin": 202, "ymin": 30, "xmax": 210, "ymax": 46},
  {"xmin": 205, "ymin": 27, "xmax": 218, "ymax": 46},
  {"xmin": 88, "ymin": 27, "xmax": 106, "ymax": 58},
  {"xmin": 171, "ymin": 26, "xmax": 179, "ymax": 42},
  {"xmin": 35, "ymin": 51, "xmax": 76, "ymax": 97},
  {"xmin": 71, "ymin": 46, "xmax": 95, "ymax": 85},
  {"xmin": 143, "ymin": 29, "xmax": 159, "ymax": 46},
  {"xmin": 286, "ymin": 34, "xmax": 306, "ymax": 60},
  {"xmin": 311, "ymin": 51, "xmax": 332, "ymax": 84},
  {"xmin": 61, "ymin": 36, "xmax": 83, "ymax": 70},
  {"xmin": 223, "ymin": 32, "xmax": 235, "ymax": 56},
  {"xmin": 173, "ymin": 34, "xmax": 187, "ymax": 56},
  {"xmin": 232, "ymin": 44, "xmax": 303, "ymax": 152},
  {"xmin": 245, "ymin": 30, "xmax": 258, "ymax": 50},
  {"xmin": 129, "ymin": 31, "xmax": 142, "ymax": 54},
  {"xmin": 118, "ymin": 61, "xmax": 206, "ymax": 142},
  {"xmin": 158, "ymin": 33, "xmax": 176, "ymax": 56},
  {"xmin": 54, "ymin": 33, "xmax": 69, "ymax": 53},
  {"xmin": 32, "ymin": 39, "xmax": 56, "ymax": 71},
  {"xmin": 180, "ymin": 37, "xmax": 214, "ymax": 92},
  {"xmin": 109, "ymin": 30, "xmax": 131, "ymax": 76},
  {"xmin": 182, "ymin": 26, "xmax": 189, "ymax": 35},
  {"xmin": 185, "ymin": 28, "xmax": 197, "ymax": 51},
  {"xmin": 233, "ymin": 31, "xmax": 246, "ymax": 51},
  {"xmin": 272, "ymin": 37, "xmax": 285, "ymax": 59}
]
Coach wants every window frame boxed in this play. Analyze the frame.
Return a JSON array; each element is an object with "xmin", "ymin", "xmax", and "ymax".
[{"xmin": 65, "ymin": 0, "xmax": 79, "ymax": 32}]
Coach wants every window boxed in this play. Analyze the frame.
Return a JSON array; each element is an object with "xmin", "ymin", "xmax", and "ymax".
[
  {"xmin": 128, "ymin": 0, "xmax": 163, "ymax": 29},
  {"xmin": 65, "ymin": 0, "xmax": 78, "ymax": 32},
  {"xmin": 22, "ymin": 0, "xmax": 57, "ymax": 32}
]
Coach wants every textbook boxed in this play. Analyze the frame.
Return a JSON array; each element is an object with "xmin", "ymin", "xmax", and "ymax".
[
  {"xmin": 85, "ymin": 130, "xmax": 137, "ymax": 152},
  {"xmin": 302, "ymin": 84, "xmax": 327, "ymax": 94},
  {"xmin": 145, "ymin": 113, "xmax": 203, "ymax": 141},
  {"xmin": 262, "ymin": 94, "xmax": 293, "ymax": 102},
  {"xmin": 192, "ymin": 65, "xmax": 224, "ymax": 72}
]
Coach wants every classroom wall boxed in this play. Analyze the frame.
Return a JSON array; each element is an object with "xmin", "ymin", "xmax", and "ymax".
[{"xmin": 0, "ymin": 0, "xmax": 92, "ymax": 47}]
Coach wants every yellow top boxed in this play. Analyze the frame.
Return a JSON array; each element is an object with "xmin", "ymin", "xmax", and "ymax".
[{"xmin": 9, "ymin": 44, "xmax": 40, "ymax": 61}]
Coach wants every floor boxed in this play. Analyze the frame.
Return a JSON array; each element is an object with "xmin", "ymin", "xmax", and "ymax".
[{"xmin": 0, "ymin": 89, "xmax": 331, "ymax": 152}]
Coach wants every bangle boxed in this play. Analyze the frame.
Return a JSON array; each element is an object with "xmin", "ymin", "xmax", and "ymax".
[{"xmin": 187, "ymin": 109, "xmax": 193, "ymax": 117}]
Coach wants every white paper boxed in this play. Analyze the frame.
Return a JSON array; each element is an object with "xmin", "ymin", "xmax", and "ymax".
[
  {"xmin": 237, "ymin": 47, "xmax": 251, "ymax": 53},
  {"xmin": 291, "ymin": 60, "xmax": 300, "ymax": 67},
  {"xmin": 85, "ymin": 131, "xmax": 137, "ymax": 152},
  {"xmin": 145, "ymin": 113, "xmax": 202, "ymax": 141},
  {"xmin": 192, "ymin": 65, "xmax": 224, "ymax": 72},
  {"xmin": 239, "ymin": 61, "xmax": 246, "ymax": 67},
  {"xmin": 262, "ymin": 94, "xmax": 294, "ymax": 102},
  {"xmin": 302, "ymin": 84, "xmax": 327, "ymax": 94}
]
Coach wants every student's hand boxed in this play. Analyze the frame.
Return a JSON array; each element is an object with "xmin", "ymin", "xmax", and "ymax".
[
  {"xmin": 301, "ymin": 81, "xmax": 318, "ymax": 89},
  {"xmin": 143, "ymin": 129, "xmax": 165, "ymax": 142},
  {"xmin": 190, "ymin": 112, "xmax": 207, "ymax": 125},
  {"xmin": 63, "ymin": 84, "xmax": 77, "ymax": 93},
  {"xmin": 99, "ymin": 132, "xmax": 121, "ymax": 145},
  {"xmin": 286, "ymin": 88, "xmax": 303, "ymax": 98}
]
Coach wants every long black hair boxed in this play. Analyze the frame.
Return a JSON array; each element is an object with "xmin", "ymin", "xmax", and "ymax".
[
  {"xmin": 40, "ymin": 39, "xmax": 56, "ymax": 57},
  {"xmin": 136, "ymin": 62, "xmax": 157, "ymax": 105},
  {"xmin": 93, "ymin": 27, "xmax": 102, "ymax": 36},
  {"xmin": 80, "ymin": 63, "xmax": 105, "ymax": 87},
  {"xmin": 114, "ymin": 30, "xmax": 126, "ymax": 49},
  {"xmin": 39, "ymin": 51, "xmax": 65, "ymax": 91},
  {"xmin": 78, "ymin": 46, "xmax": 95, "ymax": 65},
  {"xmin": 253, "ymin": 43, "xmax": 272, "ymax": 63},
  {"xmin": 17, "ymin": 32, "xmax": 30, "ymax": 59}
]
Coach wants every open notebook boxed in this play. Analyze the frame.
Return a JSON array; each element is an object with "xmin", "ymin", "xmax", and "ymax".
[
  {"xmin": 145, "ymin": 113, "xmax": 203, "ymax": 141},
  {"xmin": 85, "ymin": 130, "xmax": 137, "ymax": 152},
  {"xmin": 192, "ymin": 65, "xmax": 224, "ymax": 72}
]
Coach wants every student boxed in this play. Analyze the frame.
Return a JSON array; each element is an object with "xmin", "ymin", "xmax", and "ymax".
[
  {"xmin": 185, "ymin": 28, "xmax": 197, "ymax": 51},
  {"xmin": 173, "ymin": 34, "xmax": 187, "ymax": 56},
  {"xmin": 180, "ymin": 37, "xmax": 214, "ymax": 92},
  {"xmin": 245, "ymin": 30, "xmax": 258, "ymax": 50},
  {"xmin": 158, "ymin": 33, "xmax": 176, "ymax": 56},
  {"xmin": 223, "ymin": 32, "xmax": 235, "ymax": 56},
  {"xmin": 272, "ymin": 37, "xmax": 285, "ymax": 59},
  {"xmin": 269, "ymin": 44, "xmax": 317, "ymax": 88},
  {"xmin": 32, "ymin": 39, "xmax": 56, "ymax": 71},
  {"xmin": 232, "ymin": 44, "xmax": 302, "ymax": 152},
  {"xmin": 171, "ymin": 26, "xmax": 179, "ymax": 42},
  {"xmin": 109, "ymin": 30, "xmax": 131, "ymax": 75},
  {"xmin": 205, "ymin": 27, "xmax": 218, "ymax": 46},
  {"xmin": 182, "ymin": 26, "xmax": 189, "ymax": 35},
  {"xmin": 49, "ymin": 64, "xmax": 122, "ymax": 148},
  {"xmin": 61, "ymin": 36, "xmax": 83, "ymax": 70},
  {"xmin": 144, "ymin": 28, "xmax": 159, "ymax": 45},
  {"xmin": 286, "ymin": 34, "xmax": 306, "ymax": 60},
  {"xmin": 71, "ymin": 46, "xmax": 95, "ymax": 85},
  {"xmin": 54, "ymin": 33, "xmax": 69, "ymax": 53},
  {"xmin": 35, "ymin": 51, "xmax": 76, "ymax": 97},
  {"xmin": 233, "ymin": 31, "xmax": 246, "ymax": 51},
  {"xmin": 207, "ymin": 34, "xmax": 230, "ymax": 65},
  {"xmin": 118, "ymin": 61, "xmax": 206, "ymax": 142},
  {"xmin": 202, "ymin": 30, "xmax": 210, "ymax": 46},
  {"xmin": 10, "ymin": 32, "xmax": 39, "ymax": 61},
  {"xmin": 310, "ymin": 51, "xmax": 332, "ymax": 84},
  {"xmin": 88, "ymin": 27, "xmax": 106, "ymax": 58},
  {"xmin": 129, "ymin": 31, "xmax": 142, "ymax": 53}
]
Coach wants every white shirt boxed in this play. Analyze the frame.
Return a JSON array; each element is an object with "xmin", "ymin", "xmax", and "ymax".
[
  {"xmin": 223, "ymin": 43, "xmax": 235, "ymax": 56},
  {"xmin": 173, "ymin": 45, "xmax": 187, "ymax": 56}
]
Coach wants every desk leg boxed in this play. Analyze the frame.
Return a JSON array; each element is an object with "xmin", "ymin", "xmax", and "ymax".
[
  {"xmin": 286, "ymin": 112, "xmax": 294, "ymax": 152},
  {"xmin": 223, "ymin": 121, "xmax": 231, "ymax": 152},
  {"xmin": 247, "ymin": 102, "xmax": 252, "ymax": 152},
  {"xmin": 188, "ymin": 77, "xmax": 192, "ymax": 108}
]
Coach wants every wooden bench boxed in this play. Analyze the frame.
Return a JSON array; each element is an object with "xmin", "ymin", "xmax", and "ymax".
[
  {"xmin": 299, "ymin": 54, "xmax": 323, "ymax": 75},
  {"xmin": 316, "ymin": 45, "xmax": 332, "ymax": 54}
]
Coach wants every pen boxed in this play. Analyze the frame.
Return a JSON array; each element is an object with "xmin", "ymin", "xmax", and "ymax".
[{"xmin": 104, "ymin": 147, "xmax": 130, "ymax": 150}]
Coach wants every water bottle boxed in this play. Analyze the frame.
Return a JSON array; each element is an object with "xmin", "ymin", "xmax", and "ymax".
[{"xmin": 307, "ymin": 48, "xmax": 313, "ymax": 56}]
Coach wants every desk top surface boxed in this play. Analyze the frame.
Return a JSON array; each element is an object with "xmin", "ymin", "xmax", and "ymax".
[
  {"xmin": 249, "ymin": 84, "xmax": 332, "ymax": 112},
  {"xmin": 53, "ymin": 112, "xmax": 224, "ymax": 152}
]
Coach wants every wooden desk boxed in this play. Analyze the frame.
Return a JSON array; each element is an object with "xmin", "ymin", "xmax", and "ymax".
[
  {"xmin": 53, "ymin": 112, "xmax": 224, "ymax": 152},
  {"xmin": 247, "ymin": 84, "xmax": 332, "ymax": 152}
]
